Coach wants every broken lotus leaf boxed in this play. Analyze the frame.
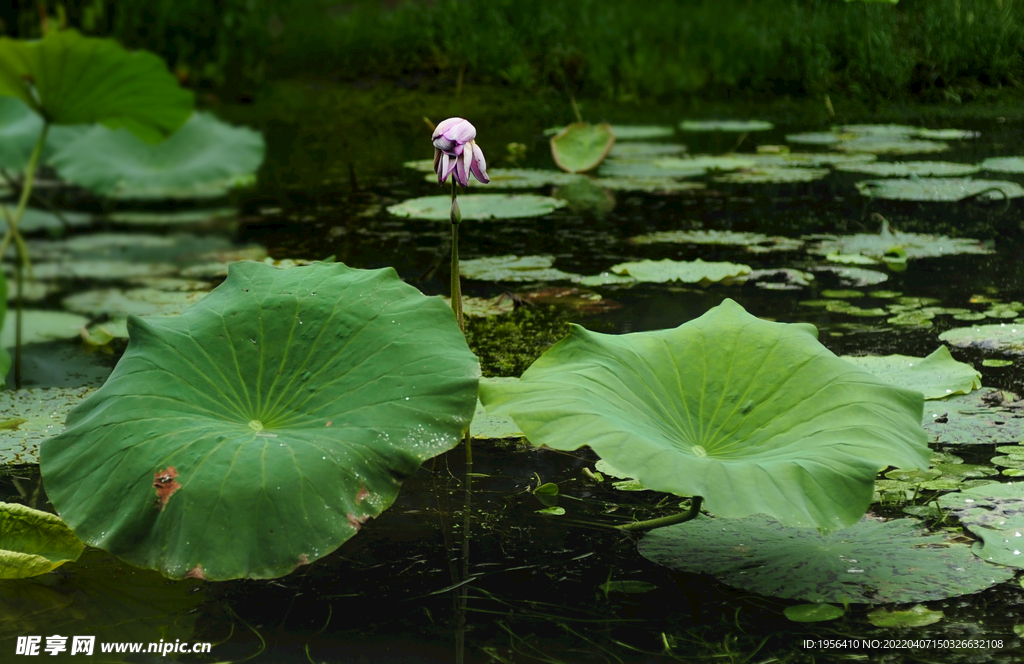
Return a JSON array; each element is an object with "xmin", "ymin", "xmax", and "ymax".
[
  {"xmin": 939, "ymin": 322, "xmax": 1024, "ymax": 355},
  {"xmin": 937, "ymin": 483, "xmax": 1024, "ymax": 568},
  {"xmin": 609, "ymin": 258, "xmax": 751, "ymax": 284},
  {"xmin": 841, "ymin": 346, "xmax": 981, "ymax": 400},
  {"xmin": 550, "ymin": 122, "xmax": 615, "ymax": 174},
  {"xmin": 40, "ymin": 261, "xmax": 479, "ymax": 580},
  {"xmin": 387, "ymin": 194, "xmax": 566, "ymax": 220},
  {"xmin": 480, "ymin": 299, "xmax": 929, "ymax": 531},
  {"xmin": 0, "ymin": 29, "xmax": 192, "ymax": 142},
  {"xmin": 922, "ymin": 388, "xmax": 1024, "ymax": 446},
  {"xmin": 0, "ymin": 503, "xmax": 84, "ymax": 579},
  {"xmin": 49, "ymin": 111, "xmax": 264, "ymax": 200},
  {"xmin": 637, "ymin": 514, "xmax": 1012, "ymax": 604}
]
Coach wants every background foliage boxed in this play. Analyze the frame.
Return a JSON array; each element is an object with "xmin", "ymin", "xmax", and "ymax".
[{"xmin": 5, "ymin": 0, "xmax": 1021, "ymax": 102}]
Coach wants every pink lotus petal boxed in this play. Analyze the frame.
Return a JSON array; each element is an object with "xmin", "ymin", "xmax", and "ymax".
[{"xmin": 469, "ymin": 141, "xmax": 489, "ymax": 184}]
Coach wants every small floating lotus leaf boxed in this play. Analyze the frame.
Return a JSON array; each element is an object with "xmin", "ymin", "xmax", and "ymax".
[
  {"xmin": 0, "ymin": 387, "xmax": 96, "ymax": 464},
  {"xmin": 785, "ymin": 604, "xmax": 845, "ymax": 623},
  {"xmin": 597, "ymin": 161, "xmax": 705, "ymax": 179},
  {"xmin": 589, "ymin": 177, "xmax": 705, "ymax": 194},
  {"xmin": 0, "ymin": 29, "xmax": 192, "ymax": 142},
  {"xmin": 481, "ymin": 299, "xmax": 929, "ymax": 531},
  {"xmin": 806, "ymin": 228, "xmax": 992, "ymax": 261},
  {"xmin": 387, "ymin": 194, "xmax": 566, "ymax": 220},
  {"xmin": 609, "ymin": 142, "xmax": 686, "ymax": 158},
  {"xmin": 0, "ymin": 97, "xmax": 90, "ymax": 170},
  {"xmin": 983, "ymin": 359, "xmax": 1014, "ymax": 368},
  {"xmin": 785, "ymin": 132, "xmax": 843, "ymax": 145},
  {"xmin": 628, "ymin": 230, "xmax": 803, "ymax": 252},
  {"xmin": 609, "ymin": 258, "xmax": 751, "ymax": 284},
  {"xmin": 575, "ymin": 272, "xmax": 638, "ymax": 287},
  {"xmin": 835, "ymin": 124, "xmax": 918, "ymax": 136},
  {"xmin": 427, "ymin": 168, "xmax": 584, "ymax": 189},
  {"xmin": 50, "ymin": 112, "xmax": 264, "ymax": 200},
  {"xmin": 679, "ymin": 120, "xmax": 773, "ymax": 132},
  {"xmin": 915, "ymin": 128, "xmax": 978, "ymax": 140},
  {"xmin": 980, "ymin": 157, "xmax": 1024, "ymax": 173},
  {"xmin": 0, "ymin": 208, "xmax": 91, "ymax": 233},
  {"xmin": 856, "ymin": 177, "xmax": 1024, "ymax": 201},
  {"xmin": 867, "ymin": 605, "xmax": 943, "ymax": 628},
  {"xmin": 940, "ymin": 322, "xmax": 1024, "ymax": 354},
  {"xmin": 923, "ymin": 388, "xmax": 1024, "ymax": 445},
  {"xmin": 1, "ymin": 310, "xmax": 91, "ymax": 348},
  {"xmin": 0, "ymin": 503, "xmax": 85, "ymax": 579},
  {"xmin": 105, "ymin": 207, "xmax": 240, "ymax": 226},
  {"xmin": 937, "ymin": 483, "xmax": 1024, "ymax": 568},
  {"xmin": 714, "ymin": 167, "xmax": 830, "ymax": 184},
  {"xmin": 811, "ymin": 266, "xmax": 889, "ymax": 286},
  {"xmin": 752, "ymin": 151, "xmax": 877, "ymax": 167},
  {"xmin": 836, "ymin": 138, "xmax": 949, "ymax": 155},
  {"xmin": 459, "ymin": 255, "xmax": 578, "ymax": 282},
  {"xmin": 445, "ymin": 294, "xmax": 515, "ymax": 317},
  {"xmin": 836, "ymin": 161, "xmax": 980, "ymax": 177},
  {"xmin": 742, "ymin": 268, "xmax": 815, "ymax": 290},
  {"xmin": 841, "ymin": 347, "xmax": 981, "ymax": 400},
  {"xmin": 638, "ymin": 514, "xmax": 1012, "ymax": 603},
  {"xmin": 471, "ymin": 378, "xmax": 523, "ymax": 440},
  {"xmin": 550, "ymin": 122, "xmax": 615, "ymax": 174},
  {"xmin": 40, "ymin": 261, "xmax": 480, "ymax": 580},
  {"xmin": 545, "ymin": 125, "xmax": 673, "ymax": 140},
  {"xmin": 62, "ymin": 288, "xmax": 208, "ymax": 318},
  {"xmin": 653, "ymin": 155, "xmax": 756, "ymax": 172}
]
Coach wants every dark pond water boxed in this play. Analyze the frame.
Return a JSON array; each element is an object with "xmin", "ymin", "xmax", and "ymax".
[{"xmin": 4, "ymin": 82, "xmax": 1024, "ymax": 663}]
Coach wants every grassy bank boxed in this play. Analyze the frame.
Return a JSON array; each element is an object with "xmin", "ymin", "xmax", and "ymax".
[{"xmin": 12, "ymin": 0, "xmax": 1024, "ymax": 103}]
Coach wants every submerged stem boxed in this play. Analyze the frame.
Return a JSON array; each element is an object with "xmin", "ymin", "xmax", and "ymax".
[{"xmin": 616, "ymin": 496, "xmax": 703, "ymax": 533}]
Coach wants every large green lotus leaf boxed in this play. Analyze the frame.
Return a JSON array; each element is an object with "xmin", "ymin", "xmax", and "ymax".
[
  {"xmin": 0, "ymin": 97, "xmax": 89, "ymax": 170},
  {"xmin": 0, "ymin": 503, "xmax": 84, "ymax": 579},
  {"xmin": 40, "ymin": 261, "xmax": 479, "ymax": 580},
  {"xmin": 387, "ymin": 194, "xmax": 566, "ymax": 220},
  {"xmin": 836, "ymin": 161, "xmax": 979, "ymax": 177},
  {"xmin": 609, "ymin": 258, "xmax": 751, "ymax": 284},
  {"xmin": 480, "ymin": 299, "xmax": 930, "ymax": 531},
  {"xmin": 856, "ymin": 177, "xmax": 1024, "ymax": 201},
  {"xmin": 805, "ymin": 229, "xmax": 992, "ymax": 261},
  {"xmin": 940, "ymin": 322, "xmax": 1024, "ymax": 355},
  {"xmin": 679, "ymin": 120, "xmax": 773, "ymax": 132},
  {"xmin": 923, "ymin": 388, "xmax": 1024, "ymax": 445},
  {"xmin": 550, "ymin": 122, "xmax": 615, "ymax": 174},
  {"xmin": 842, "ymin": 347, "xmax": 981, "ymax": 400},
  {"xmin": 637, "ymin": 515, "xmax": 1011, "ymax": 604},
  {"xmin": 49, "ymin": 111, "xmax": 264, "ymax": 200},
  {"xmin": 937, "ymin": 483, "xmax": 1024, "ymax": 568},
  {"xmin": 0, "ymin": 386, "xmax": 96, "ymax": 464},
  {"xmin": 0, "ymin": 30, "xmax": 191, "ymax": 141}
]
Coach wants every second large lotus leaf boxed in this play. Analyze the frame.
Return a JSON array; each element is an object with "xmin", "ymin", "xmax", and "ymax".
[
  {"xmin": 40, "ymin": 261, "xmax": 480, "ymax": 580},
  {"xmin": 639, "ymin": 515, "xmax": 1012, "ymax": 604},
  {"xmin": 49, "ymin": 111, "xmax": 265, "ymax": 200},
  {"xmin": 841, "ymin": 346, "xmax": 981, "ymax": 400},
  {"xmin": 550, "ymin": 122, "xmax": 615, "ymax": 174},
  {"xmin": 0, "ymin": 503, "xmax": 84, "ymax": 579},
  {"xmin": 480, "ymin": 299, "xmax": 930, "ymax": 531},
  {"xmin": 937, "ymin": 483, "xmax": 1024, "ymax": 568},
  {"xmin": 0, "ymin": 30, "xmax": 192, "ymax": 142},
  {"xmin": 0, "ymin": 97, "xmax": 89, "ymax": 170}
]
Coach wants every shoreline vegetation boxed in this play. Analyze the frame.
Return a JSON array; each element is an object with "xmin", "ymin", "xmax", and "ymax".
[{"xmin": 5, "ymin": 0, "xmax": 1024, "ymax": 108}]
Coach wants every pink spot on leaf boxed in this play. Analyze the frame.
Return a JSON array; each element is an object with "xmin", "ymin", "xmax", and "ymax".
[
  {"xmin": 355, "ymin": 485, "xmax": 370, "ymax": 504},
  {"xmin": 153, "ymin": 467, "xmax": 181, "ymax": 511}
]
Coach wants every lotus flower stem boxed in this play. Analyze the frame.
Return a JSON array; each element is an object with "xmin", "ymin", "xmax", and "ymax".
[
  {"xmin": 616, "ymin": 496, "xmax": 703, "ymax": 533},
  {"xmin": 449, "ymin": 182, "xmax": 464, "ymax": 332},
  {"xmin": 0, "ymin": 122, "xmax": 46, "ymax": 389}
]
